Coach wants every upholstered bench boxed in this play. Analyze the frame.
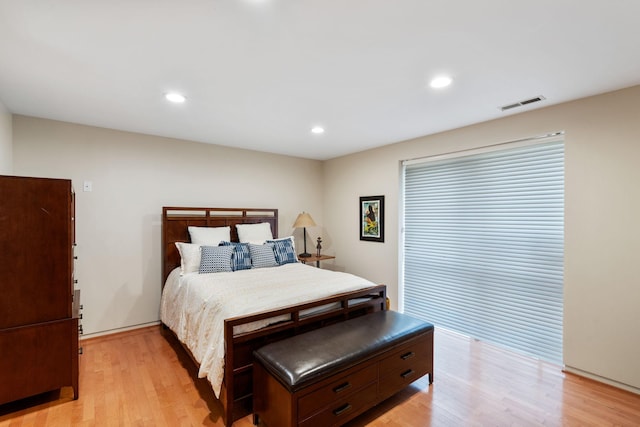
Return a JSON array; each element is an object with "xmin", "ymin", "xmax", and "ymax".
[{"xmin": 252, "ymin": 310, "xmax": 434, "ymax": 427}]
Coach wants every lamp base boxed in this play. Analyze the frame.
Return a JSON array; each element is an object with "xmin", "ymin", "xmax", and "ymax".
[{"xmin": 298, "ymin": 252, "xmax": 312, "ymax": 258}]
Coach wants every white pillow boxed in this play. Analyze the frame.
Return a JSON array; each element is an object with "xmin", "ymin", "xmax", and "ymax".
[
  {"xmin": 175, "ymin": 242, "xmax": 202, "ymax": 275},
  {"xmin": 188, "ymin": 226, "xmax": 231, "ymax": 245},
  {"xmin": 236, "ymin": 222, "xmax": 274, "ymax": 244}
]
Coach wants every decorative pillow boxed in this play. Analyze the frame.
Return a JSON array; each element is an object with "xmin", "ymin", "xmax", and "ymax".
[
  {"xmin": 198, "ymin": 245, "xmax": 233, "ymax": 274},
  {"xmin": 188, "ymin": 226, "xmax": 231, "ymax": 245},
  {"xmin": 266, "ymin": 236, "xmax": 298, "ymax": 265},
  {"xmin": 236, "ymin": 222, "xmax": 273, "ymax": 244},
  {"xmin": 248, "ymin": 243, "xmax": 278, "ymax": 269},
  {"xmin": 219, "ymin": 241, "xmax": 252, "ymax": 271},
  {"xmin": 175, "ymin": 242, "xmax": 202, "ymax": 275}
]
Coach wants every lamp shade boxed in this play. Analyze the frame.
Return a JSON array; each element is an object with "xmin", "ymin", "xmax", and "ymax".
[{"xmin": 293, "ymin": 212, "xmax": 316, "ymax": 228}]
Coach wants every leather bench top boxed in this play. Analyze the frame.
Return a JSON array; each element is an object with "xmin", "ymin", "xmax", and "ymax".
[{"xmin": 253, "ymin": 310, "xmax": 433, "ymax": 392}]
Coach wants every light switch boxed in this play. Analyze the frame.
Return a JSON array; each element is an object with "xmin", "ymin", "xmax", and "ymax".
[{"xmin": 83, "ymin": 181, "xmax": 92, "ymax": 192}]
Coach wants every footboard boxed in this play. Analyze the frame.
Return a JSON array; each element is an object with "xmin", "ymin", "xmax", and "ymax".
[{"xmin": 220, "ymin": 284, "xmax": 387, "ymax": 426}]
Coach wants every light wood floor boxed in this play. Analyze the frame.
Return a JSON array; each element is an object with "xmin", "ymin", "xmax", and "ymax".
[{"xmin": 1, "ymin": 325, "xmax": 639, "ymax": 427}]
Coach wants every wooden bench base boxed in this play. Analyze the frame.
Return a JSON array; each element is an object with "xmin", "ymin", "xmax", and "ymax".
[{"xmin": 253, "ymin": 311, "xmax": 434, "ymax": 427}]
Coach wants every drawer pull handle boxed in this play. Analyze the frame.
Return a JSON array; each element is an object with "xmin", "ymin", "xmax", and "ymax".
[
  {"xmin": 401, "ymin": 351, "xmax": 415, "ymax": 360},
  {"xmin": 333, "ymin": 403, "xmax": 352, "ymax": 416},
  {"xmin": 401, "ymin": 369, "xmax": 415, "ymax": 379},
  {"xmin": 333, "ymin": 382, "xmax": 351, "ymax": 393}
]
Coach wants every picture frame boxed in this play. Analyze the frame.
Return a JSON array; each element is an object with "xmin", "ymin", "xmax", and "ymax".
[{"xmin": 359, "ymin": 195, "xmax": 384, "ymax": 242}]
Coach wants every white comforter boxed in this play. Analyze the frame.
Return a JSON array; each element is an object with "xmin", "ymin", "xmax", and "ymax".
[{"xmin": 160, "ymin": 262, "xmax": 376, "ymax": 397}]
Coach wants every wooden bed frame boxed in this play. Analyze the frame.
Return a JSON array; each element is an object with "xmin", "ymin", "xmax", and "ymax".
[{"xmin": 161, "ymin": 207, "xmax": 387, "ymax": 426}]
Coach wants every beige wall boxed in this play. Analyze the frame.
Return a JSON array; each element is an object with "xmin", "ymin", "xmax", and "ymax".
[
  {"xmin": 0, "ymin": 99, "xmax": 12, "ymax": 174},
  {"xmin": 12, "ymin": 116, "xmax": 323, "ymax": 336},
  {"xmin": 10, "ymin": 85, "xmax": 640, "ymax": 392},
  {"xmin": 323, "ymin": 85, "xmax": 640, "ymax": 391}
]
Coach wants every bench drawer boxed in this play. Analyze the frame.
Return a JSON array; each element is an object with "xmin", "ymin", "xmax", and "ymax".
[
  {"xmin": 299, "ymin": 382, "xmax": 378, "ymax": 427},
  {"xmin": 379, "ymin": 357, "xmax": 430, "ymax": 400},
  {"xmin": 298, "ymin": 363, "xmax": 377, "ymax": 419},
  {"xmin": 379, "ymin": 334, "xmax": 432, "ymax": 374}
]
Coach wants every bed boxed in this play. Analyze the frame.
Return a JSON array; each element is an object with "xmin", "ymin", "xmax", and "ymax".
[{"xmin": 160, "ymin": 207, "xmax": 387, "ymax": 426}]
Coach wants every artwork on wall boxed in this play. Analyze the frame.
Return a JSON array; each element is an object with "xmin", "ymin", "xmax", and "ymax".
[{"xmin": 359, "ymin": 195, "xmax": 384, "ymax": 242}]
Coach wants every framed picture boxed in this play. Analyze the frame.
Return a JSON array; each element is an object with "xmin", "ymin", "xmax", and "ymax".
[{"xmin": 360, "ymin": 195, "xmax": 384, "ymax": 242}]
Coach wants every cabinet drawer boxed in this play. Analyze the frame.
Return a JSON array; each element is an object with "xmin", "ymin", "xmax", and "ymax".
[
  {"xmin": 298, "ymin": 363, "xmax": 377, "ymax": 420},
  {"xmin": 299, "ymin": 382, "xmax": 377, "ymax": 427}
]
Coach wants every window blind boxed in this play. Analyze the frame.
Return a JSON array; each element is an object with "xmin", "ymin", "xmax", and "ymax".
[{"xmin": 402, "ymin": 139, "xmax": 564, "ymax": 363}]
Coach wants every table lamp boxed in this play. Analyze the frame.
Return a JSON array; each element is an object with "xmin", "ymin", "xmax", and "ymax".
[{"xmin": 293, "ymin": 212, "xmax": 316, "ymax": 258}]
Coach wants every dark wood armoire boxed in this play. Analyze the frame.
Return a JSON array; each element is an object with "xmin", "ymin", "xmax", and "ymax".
[{"xmin": 0, "ymin": 175, "xmax": 80, "ymax": 405}]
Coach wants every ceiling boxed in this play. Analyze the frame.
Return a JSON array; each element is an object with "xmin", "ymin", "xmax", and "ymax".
[{"xmin": 1, "ymin": 1, "xmax": 639, "ymax": 160}]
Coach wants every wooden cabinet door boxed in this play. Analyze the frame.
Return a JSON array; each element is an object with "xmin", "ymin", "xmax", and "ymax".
[
  {"xmin": 0, "ymin": 319, "xmax": 77, "ymax": 405},
  {"xmin": 0, "ymin": 176, "xmax": 73, "ymax": 329}
]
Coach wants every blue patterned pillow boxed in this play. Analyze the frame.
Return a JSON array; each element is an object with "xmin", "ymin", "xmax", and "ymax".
[
  {"xmin": 266, "ymin": 237, "xmax": 298, "ymax": 265},
  {"xmin": 248, "ymin": 243, "xmax": 278, "ymax": 269},
  {"xmin": 199, "ymin": 245, "xmax": 233, "ymax": 274},
  {"xmin": 219, "ymin": 241, "xmax": 252, "ymax": 271}
]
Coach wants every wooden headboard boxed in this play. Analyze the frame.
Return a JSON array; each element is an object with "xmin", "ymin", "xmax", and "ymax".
[{"xmin": 161, "ymin": 207, "xmax": 278, "ymax": 284}]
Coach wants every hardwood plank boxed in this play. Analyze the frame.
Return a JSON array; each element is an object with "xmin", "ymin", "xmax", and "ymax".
[{"xmin": 1, "ymin": 325, "xmax": 639, "ymax": 426}]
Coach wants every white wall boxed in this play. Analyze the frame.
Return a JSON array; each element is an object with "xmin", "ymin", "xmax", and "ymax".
[
  {"xmin": 12, "ymin": 116, "xmax": 323, "ymax": 336},
  {"xmin": 322, "ymin": 85, "xmax": 640, "ymax": 392},
  {"xmin": 0, "ymin": 99, "xmax": 12, "ymax": 174}
]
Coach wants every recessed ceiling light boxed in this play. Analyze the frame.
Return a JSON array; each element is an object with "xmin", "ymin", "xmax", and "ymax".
[
  {"xmin": 165, "ymin": 92, "xmax": 186, "ymax": 103},
  {"xmin": 429, "ymin": 76, "xmax": 452, "ymax": 89},
  {"xmin": 311, "ymin": 126, "xmax": 325, "ymax": 134}
]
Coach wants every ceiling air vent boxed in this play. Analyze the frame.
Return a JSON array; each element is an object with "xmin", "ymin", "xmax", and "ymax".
[{"xmin": 500, "ymin": 95, "xmax": 546, "ymax": 111}]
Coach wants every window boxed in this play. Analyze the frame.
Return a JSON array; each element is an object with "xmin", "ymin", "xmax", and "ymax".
[{"xmin": 402, "ymin": 138, "xmax": 564, "ymax": 363}]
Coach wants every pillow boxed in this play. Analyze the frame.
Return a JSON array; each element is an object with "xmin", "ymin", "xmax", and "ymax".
[
  {"xmin": 175, "ymin": 242, "xmax": 202, "ymax": 275},
  {"xmin": 248, "ymin": 243, "xmax": 278, "ymax": 269},
  {"xmin": 236, "ymin": 222, "xmax": 273, "ymax": 244},
  {"xmin": 219, "ymin": 241, "xmax": 252, "ymax": 271},
  {"xmin": 198, "ymin": 245, "xmax": 233, "ymax": 274},
  {"xmin": 188, "ymin": 226, "xmax": 231, "ymax": 245},
  {"xmin": 266, "ymin": 236, "xmax": 298, "ymax": 265}
]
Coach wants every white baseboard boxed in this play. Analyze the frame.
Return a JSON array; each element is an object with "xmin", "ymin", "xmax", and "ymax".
[
  {"xmin": 80, "ymin": 321, "xmax": 161, "ymax": 340},
  {"xmin": 563, "ymin": 365, "xmax": 640, "ymax": 395}
]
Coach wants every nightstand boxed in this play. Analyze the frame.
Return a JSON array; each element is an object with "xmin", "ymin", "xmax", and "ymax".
[{"xmin": 299, "ymin": 254, "xmax": 335, "ymax": 268}]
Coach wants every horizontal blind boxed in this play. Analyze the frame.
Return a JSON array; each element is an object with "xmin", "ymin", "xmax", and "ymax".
[{"xmin": 403, "ymin": 140, "xmax": 564, "ymax": 363}]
